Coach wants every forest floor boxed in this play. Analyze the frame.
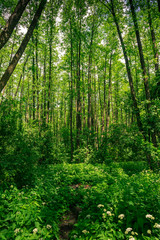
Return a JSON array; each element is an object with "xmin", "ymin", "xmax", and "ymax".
[{"xmin": 0, "ymin": 162, "xmax": 160, "ymax": 240}]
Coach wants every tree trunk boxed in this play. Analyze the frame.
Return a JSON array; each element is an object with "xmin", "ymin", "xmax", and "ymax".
[
  {"xmin": 35, "ymin": 23, "xmax": 40, "ymax": 121},
  {"xmin": 76, "ymin": 19, "xmax": 82, "ymax": 148},
  {"xmin": 147, "ymin": 0, "xmax": 159, "ymax": 76},
  {"xmin": 15, "ymin": 54, "xmax": 29, "ymax": 97},
  {"xmin": 43, "ymin": 45, "xmax": 47, "ymax": 121},
  {"xmin": 88, "ymin": 17, "xmax": 95, "ymax": 132},
  {"xmin": 0, "ymin": 0, "xmax": 31, "ymax": 50},
  {"xmin": 129, "ymin": 0, "xmax": 157, "ymax": 146},
  {"xmin": 110, "ymin": 0, "xmax": 144, "ymax": 138},
  {"xmin": 106, "ymin": 52, "xmax": 112, "ymax": 130},
  {"xmin": 102, "ymin": 52, "xmax": 107, "ymax": 134},
  {"xmin": 129, "ymin": 0, "xmax": 151, "ymax": 103},
  {"xmin": 32, "ymin": 36, "xmax": 36, "ymax": 120},
  {"xmin": 0, "ymin": 0, "xmax": 47, "ymax": 93},
  {"xmin": 70, "ymin": 17, "xmax": 74, "ymax": 161}
]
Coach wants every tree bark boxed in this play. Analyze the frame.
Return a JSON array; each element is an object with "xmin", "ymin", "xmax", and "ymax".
[
  {"xmin": 88, "ymin": 17, "xmax": 95, "ymax": 132},
  {"xmin": 32, "ymin": 36, "xmax": 36, "ymax": 120},
  {"xmin": 76, "ymin": 18, "xmax": 82, "ymax": 148},
  {"xmin": 106, "ymin": 52, "xmax": 112, "ymax": 130},
  {"xmin": 0, "ymin": 0, "xmax": 47, "ymax": 93},
  {"xmin": 147, "ymin": 0, "xmax": 159, "ymax": 76},
  {"xmin": 129, "ymin": 0, "xmax": 157, "ymax": 146},
  {"xmin": 129, "ymin": 0, "xmax": 151, "ymax": 103},
  {"xmin": 102, "ymin": 52, "xmax": 107, "ymax": 134},
  {"xmin": 70, "ymin": 17, "xmax": 74, "ymax": 161},
  {"xmin": 0, "ymin": 0, "xmax": 31, "ymax": 50}
]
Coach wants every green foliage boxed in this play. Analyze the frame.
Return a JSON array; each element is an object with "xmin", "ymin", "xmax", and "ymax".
[
  {"xmin": 110, "ymin": 161, "xmax": 149, "ymax": 176},
  {"xmin": 0, "ymin": 100, "xmax": 41, "ymax": 188},
  {"xmin": 1, "ymin": 163, "xmax": 159, "ymax": 239},
  {"xmin": 0, "ymin": 185, "xmax": 58, "ymax": 240},
  {"xmin": 95, "ymin": 124, "xmax": 152, "ymax": 164},
  {"xmin": 0, "ymin": 100, "xmax": 69, "ymax": 188},
  {"xmin": 73, "ymin": 145, "xmax": 94, "ymax": 163}
]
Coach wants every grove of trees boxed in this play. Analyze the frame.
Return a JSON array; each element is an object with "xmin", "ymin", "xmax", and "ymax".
[{"xmin": 0, "ymin": 1, "xmax": 160, "ymax": 239}]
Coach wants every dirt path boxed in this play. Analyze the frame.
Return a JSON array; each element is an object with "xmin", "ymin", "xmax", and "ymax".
[{"xmin": 59, "ymin": 184, "xmax": 91, "ymax": 239}]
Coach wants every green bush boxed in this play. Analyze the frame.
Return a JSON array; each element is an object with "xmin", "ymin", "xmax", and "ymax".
[
  {"xmin": 95, "ymin": 124, "xmax": 154, "ymax": 164},
  {"xmin": 0, "ymin": 99, "xmax": 40, "ymax": 188}
]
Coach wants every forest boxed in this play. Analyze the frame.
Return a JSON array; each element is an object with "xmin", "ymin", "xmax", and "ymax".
[{"xmin": 0, "ymin": 0, "xmax": 160, "ymax": 239}]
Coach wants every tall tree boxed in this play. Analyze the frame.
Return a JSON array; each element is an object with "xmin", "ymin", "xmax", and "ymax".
[
  {"xmin": 76, "ymin": 0, "xmax": 82, "ymax": 148},
  {"xmin": 129, "ymin": 0, "xmax": 157, "ymax": 146},
  {"xmin": 102, "ymin": 0, "xmax": 145, "ymax": 138},
  {"xmin": 0, "ymin": 0, "xmax": 47, "ymax": 93},
  {"xmin": 0, "ymin": 0, "xmax": 31, "ymax": 50}
]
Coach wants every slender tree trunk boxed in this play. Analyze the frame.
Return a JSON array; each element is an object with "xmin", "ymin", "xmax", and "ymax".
[
  {"xmin": 102, "ymin": 52, "xmax": 107, "ymax": 134},
  {"xmin": 70, "ymin": 18, "xmax": 74, "ymax": 161},
  {"xmin": 15, "ymin": 54, "xmax": 29, "ymax": 97},
  {"xmin": 98, "ymin": 74, "xmax": 103, "ymax": 139},
  {"xmin": 106, "ymin": 52, "xmax": 112, "ymax": 130},
  {"xmin": 82, "ymin": 64, "xmax": 86, "ymax": 130},
  {"xmin": 47, "ymin": 42, "xmax": 52, "ymax": 124},
  {"xmin": 20, "ymin": 65, "xmax": 26, "ymax": 112},
  {"xmin": 47, "ymin": 3, "xmax": 53, "ymax": 124},
  {"xmin": 129, "ymin": 0, "xmax": 151, "ymax": 103},
  {"xmin": 76, "ymin": 18, "xmax": 82, "ymax": 148},
  {"xmin": 32, "ymin": 36, "xmax": 36, "ymax": 120},
  {"xmin": 88, "ymin": 18, "xmax": 95, "ymax": 132},
  {"xmin": 25, "ymin": 73, "xmax": 30, "ymax": 122},
  {"xmin": 35, "ymin": 24, "xmax": 40, "ymax": 121},
  {"xmin": 115, "ymin": 77, "xmax": 119, "ymax": 123},
  {"xmin": 43, "ymin": 45, "xmax": 47, "ymax": 122},
  {"xmin": 147, "ymin": 0, "xmax": 159, "ymax": 76},
  {"xmin": 0, "ymin": 0, "xmax": 47, "ymax": 93}
]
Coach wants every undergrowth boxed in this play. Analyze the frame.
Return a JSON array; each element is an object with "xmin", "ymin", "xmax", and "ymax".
[{"xmin": 0, "ymin": 162, "xmax": 160, "ymax": 239}]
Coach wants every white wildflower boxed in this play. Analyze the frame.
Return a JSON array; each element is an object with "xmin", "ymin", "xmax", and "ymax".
[
  {"xmin": 33, "ymin": 228, "xmax": 38, "ymax": 234},
  {"xmin": 147, "ymin": 230, "xmax": 151, "ymax": 234},
  {"xmin": 14, "ymin": 228, "xmax": 20, "ymax": 234},
  {"xmin": 154, "ymin": 223, "xmax": 160, "ymax": 229},
  {"xmin": 129, "ymin": 236, "xmax": 135, "ymax": 240},
  {"xmin": 97, "ymin": 204, "xmax": 104, "ymax": 208},
  {"xmin": 118, "ymin": 214, "xmax": 125, "ymax": 220},
  {"xmin": 125, "ymin": 228, "xmax": 132, "ymax": 234},
  {"xmin": 46, "ymin": 224, "xmax": 52, "ymax": 229},
  {"xmin": 82, "ymin": 230, "xmax": 89, "ymax": 234},
  {"xmin": 106, "ymin": 211, "xmax": 112, "ymax": 216},
  {"xmin": 146, "ymin": 214, "xmax": 155, "ymax": 220}
]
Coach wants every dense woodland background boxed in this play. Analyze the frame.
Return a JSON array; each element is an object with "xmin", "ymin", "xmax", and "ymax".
[{"xmin": 0, "ymin": 1, "xmax": 160, "ymax": 239}]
